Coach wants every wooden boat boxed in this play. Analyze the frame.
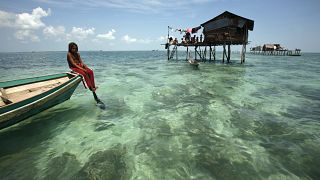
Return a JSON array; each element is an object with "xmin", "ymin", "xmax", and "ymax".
[
  {"xmin": 0, "ymin": 73, "xmax": 82, "ymax": 130},
  {"xmin": 188, "ymin": 58, "xmax": 200, "ymax": 67}
]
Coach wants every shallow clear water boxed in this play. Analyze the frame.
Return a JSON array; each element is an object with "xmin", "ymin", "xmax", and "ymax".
[{"xmin": 0, "ymin": 51, "xmax": 319, "ymax": 179}]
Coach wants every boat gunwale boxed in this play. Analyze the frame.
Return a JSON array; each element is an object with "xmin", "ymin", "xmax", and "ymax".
[
  {"xmin": 0, "ymin": 73, "xmax": 80, "ymax": 114},
  {"xmin": 0, "ymin": 74, "xmax": 82, "ymax": 124},
  {"xmin": 0, "ymin": 73, "xmax": 69, "ymax": 89}
]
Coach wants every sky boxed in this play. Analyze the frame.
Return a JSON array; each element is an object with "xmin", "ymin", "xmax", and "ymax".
[{"xmin": 0, "ymin": 0, "xmax": 319, "ymax": 52}]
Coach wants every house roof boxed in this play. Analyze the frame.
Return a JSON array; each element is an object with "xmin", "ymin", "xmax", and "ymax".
[{"xmin": 201, "ymin": 11, "xmax": 254, "ymax": 31}]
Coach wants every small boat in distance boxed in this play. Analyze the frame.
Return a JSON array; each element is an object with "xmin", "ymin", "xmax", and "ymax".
[
  {"xmin": 0, "ymin": 73, "xmax": 82, "ymax": 130},
  {"xmin": 187, "ymin": 51, "xmax": 200, "ymax": 67},
  {"xmin": 188, "ymin": 58, "xmax": 200, "ymax": 67}
]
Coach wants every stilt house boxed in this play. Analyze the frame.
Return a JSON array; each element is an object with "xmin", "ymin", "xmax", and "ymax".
[
  {"xmin": 201, "ymin": 11, "xmax": 254, "ymax": 45},
  {"xmin": 165, "ymin": 11, "xmax": 255, "ymax": 63}
]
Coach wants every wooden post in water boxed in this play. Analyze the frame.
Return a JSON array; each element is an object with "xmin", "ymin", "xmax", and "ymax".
[
  {"xmin": 244, "ymin": 26, "xmax": 248, "ymax": 63},
  {"xmin": 209, "ymin": 46, "xmax": 212, "ymax": 61},
  {"xmin": 243, "ymin": 44, "xmax": 246, "ymax": 63},
  {"xmin": 213, "ymin": 46, "xmax": 216, "ymax": 61},
  {"xmin": 176, "ymin": 46, "xmax": 178, "ymax": 60},
  {"xmin": 204, "ymin": 46, "xmax": 207, "ymax": 61},
  {"xmin": 223, "ymin": 43, "xmax": 226, "ymax": 63},
  {"xmin": 186, "ymin": 46, "xmax": 189, "ymax": 61},
  {"xmin": 227, "ymin": 44, "xmax": 231, "ymax": 63},
  {"xmin": 167, "ymin": 44, "xmax": 170, "ymax": 60},
  {"xmin": 241, "ymin": 45, "xmax": 245, "ymax": 63},
  {"xmin": 167, "ymin": 26, "xmax": 170, "ymax": 60}
]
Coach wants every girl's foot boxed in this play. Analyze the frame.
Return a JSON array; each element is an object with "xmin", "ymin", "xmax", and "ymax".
[{"xmin": 92, "ymin": 86, "xmax": 98, "ymax": 91}]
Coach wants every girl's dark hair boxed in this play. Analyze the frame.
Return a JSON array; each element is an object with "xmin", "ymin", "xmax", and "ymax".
[
  {"xmin": 68, "ymin": 42, "xmax": 78, "ymax": 53},
  {"xmin": 68, "ymin": 42, "xmax": 79, "ymax": 59}
]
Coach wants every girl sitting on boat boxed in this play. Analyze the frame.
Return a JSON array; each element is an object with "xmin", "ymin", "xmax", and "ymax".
[{"xmin": 67, "ymin": 42, "xmax": 97, "ymax": 92}]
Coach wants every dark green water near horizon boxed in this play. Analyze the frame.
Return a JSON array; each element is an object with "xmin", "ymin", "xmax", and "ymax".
[{"xmin": 0, "ymin": 51, "xmax": 319, "ymax": 179}]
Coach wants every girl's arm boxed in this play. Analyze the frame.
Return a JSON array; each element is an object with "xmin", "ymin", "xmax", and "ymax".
[
  {"xmin": 78, "ymin": 53, "xmax": 89, "ymax": 68},
  {"xmin": 67, "ymin": 53, "xmax": 86, "ymax": 71}
]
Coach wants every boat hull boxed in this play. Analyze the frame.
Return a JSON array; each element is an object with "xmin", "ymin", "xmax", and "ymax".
[
  {"xmin": 0, "ymin": 73, "xmax": 82, "ymax": 130},
  {"xmin": 188, "ymin": 59, "xmax": 200, "ymax": 66}
]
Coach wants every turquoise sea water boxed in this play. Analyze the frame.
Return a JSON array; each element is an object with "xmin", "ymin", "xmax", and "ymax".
[{"xmin": 0, "ymin": 51, "xmax": 319, "ymax": 179}]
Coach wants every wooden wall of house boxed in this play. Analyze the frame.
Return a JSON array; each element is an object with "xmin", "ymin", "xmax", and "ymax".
[
  {"xmin": 201, "ymin": 11, "xmax": 253, "ymax": 46},
  {"xmin": 203, "ymin": 26, "xmax": 248, "ymax": 45}
]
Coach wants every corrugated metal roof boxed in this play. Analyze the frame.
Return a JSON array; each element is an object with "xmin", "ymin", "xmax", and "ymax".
[{"xmin": 201, "ymin": 11, "xmax": 254, "ymax": 31}]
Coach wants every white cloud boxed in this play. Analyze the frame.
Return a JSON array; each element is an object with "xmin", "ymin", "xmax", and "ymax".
[
  {"xmin": 158, "ymin": 36, "xmax": 166, "ymax": 41},
  {"xmin": 0, "ymin": 10, "xmax": 16, "ymax": 27},
  {"xmin": 137, "ymin": 38, "xmax": 153, "ymax": 44},
  {"xmin": 16, "ymin": 7, "xmax": 51, "ymax": 30},
  {"xmin": 43, "ymin": 26, "xmax": 98, "ymax": 41},
  {"xmin": 15, "ymin": 30, "xmax": 40, "ymax": 42},
  {"xmin": 91, "ymin": 38, "xmax": 99, "ymax": 42},
  {"xmin": 96, "ymin": 29, "xmax": 116, "ymax": 40},
  {"xmin": 0, "ymin": 7, "xmax": 50, "ymax": 43},
  {"xmin": 122, "ymin": 35, "xmax": 166, "ymax": 44},
  {"xmin": 69, "ymin": 27, "xmax": 95, "ymax": 40},
  {"xmin": 43, "ymin": 25, "xmax": 66, "ymax": 40},
  {"xmin": 122, "ymin": 35, "xmax": 137, "ymax": 43},
  {"xmin": 35, "ymin": 0, "xmax": 216, "ymax": 13}
]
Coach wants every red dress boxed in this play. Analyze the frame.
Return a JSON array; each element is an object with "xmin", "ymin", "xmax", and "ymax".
[{"xmin": 67, "ymin": 54, "xmax": 96, "ymax": 91}]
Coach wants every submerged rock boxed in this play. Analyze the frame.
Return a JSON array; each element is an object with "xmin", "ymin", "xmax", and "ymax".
[
  {"xmin": 96, "ymin": 98, "xmax": 132, "ymax": 121},
  {"xmin": 95, "ymin": 121, "xmax": 115, "ymax": 132},
  {"xmin": 44, "ymin": 152, "xmax": 81, "ymax": 180},
  {"xmin": 0, "ymin": 152, "xmax": 39, "ymax": 179},
  {"xmin": 73, "ymin": 144, "xmax": 129, "ymax": 180}
]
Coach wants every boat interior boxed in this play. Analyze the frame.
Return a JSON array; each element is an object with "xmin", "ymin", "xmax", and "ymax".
[{"xmin": 0, "ymin": 76, "xmax": 70, "ymax": 107}]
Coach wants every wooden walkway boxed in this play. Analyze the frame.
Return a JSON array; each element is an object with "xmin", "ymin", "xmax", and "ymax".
[
  {"xmin": 166, "ymin": 42, "xmax": 247, "ymax": 63},
  {"xmin": 250, "ymin": 49, "xmax": 301, "ymax": 56}
]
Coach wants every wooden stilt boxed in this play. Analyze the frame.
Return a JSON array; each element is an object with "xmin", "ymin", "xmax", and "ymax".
[
  {"xmin": 243, "ymin": 44, "xmax": 246, "ymax": 63},
  {"xmin": 176, "ymin": 46, "xmax": 178, "ymax": 60},
  {"xmin": 186, "ymin": 46, "xmax": 189, "ymax": 61},
  {"xmin": 167, "ymin": 44, "xmax": 170, "ymax": 60},
  {"xmin": 209, "ymin": 46, "xmax": 212, "ymax": 61},
  {"xmin": 223, "ymin": 44, "xmax": 226, "ymax": 63},
  {"xmin": 213, "ymin": 46, "xmax": 216, "ymax": 61},
  {"xmin": 241, "ymin": 44, "xmax": 246, "ymax": 63},
  {"xmin": 204, "ymin": 46, "xmax": 207, "ymax": 61},
  {"xmin": 227, "ymin": 44, "xmax": 231, "ymax": 63}
]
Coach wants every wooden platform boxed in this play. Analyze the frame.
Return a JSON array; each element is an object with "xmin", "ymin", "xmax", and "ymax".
[{"xmin": 175, "ymin": 42, "xmax": 245, "ymax": 47}]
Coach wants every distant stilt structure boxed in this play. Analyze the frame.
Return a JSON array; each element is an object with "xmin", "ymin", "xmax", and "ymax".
[
  {"xmin": 164, "ymin": 11, "xmax": 254, "ymax": 63},
  {"xmin": 250, "ymin": 43, "xmax": 301, "ymax": 56}
]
